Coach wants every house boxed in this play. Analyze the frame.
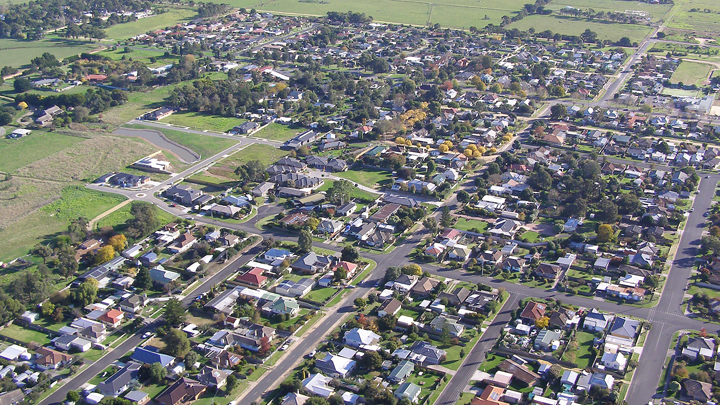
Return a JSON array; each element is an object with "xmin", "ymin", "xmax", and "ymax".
[
  {"xmin": 448, "ymin": 245, "xmax": 471, "ymax": 261},
  {"xmin": 281, "ymin": 392, "xmax": 310, "ymax": 405},
  {"xmin": 588, "ymin": 373, "xmax": 614, "ymax": 390},
  {"xmin": 20, "ymin": 311, "xmax": 39, "ymax": 324},
  {"xmin": 609, "ymin": 317, "xmax": 639, "ymax": 340},
  {"xmin": 370, "ymin": 203, "xmax": 401, "ymax": 223},
  {"xmin": 34, "ymin": 347, "xmax": 73, "ymax": 370},
  {"xmin": 275, "ymin": 278, "xmax": 315, "ymax": 297},
  {"xmin": 119, "ymin": 294, "xmax": 147, "ymax": 313},
  {"xmin": 77, "ymin": 324, "xmax": 107, "ymax": 343},
  {"xmin": 410, "ymin": 277, "xmax": 440, "ymax": 297},
  {"xmin": 262, "ymin": 297, "xmax": 300, "ymax": 316},
  {"xmin": 316, "ymin": 354, "xmax": 356, "ymax": 378},
  {"xmin": 519, "ymin": 301, "xmax": 546, "ymax": 324},
  {"xmin": 437, "ymin": 287, "xmax": 471, "ymax": 306},
  {"xmin": 409, "ymin": 341, "xmax": 446, "ymax": 365},
  {"xmin": 167, "ymin": 233, "xmax": 196, "ymax": 254},
  {"xmin": 583, "ymin": 309, "xmax": 613, "ymax": 332},
  {"xmin": 285, "ymin": 130, "xmax": 319, "ymax": 149},
  {"xmin": 236, "ymin": 267, "xmax": 268, "ymax": 287},
  {"xmin": 98, "ymin": 309, "xmax": 124, "ymax": 328},
  {"xmin": 683, "ymin": 379, "xmax": 713, "ymax": 402},
  {"xmin": 344, "ymin": 328, "xmax": 381, "ymax": 348},
  {"xmin": 131, "ymin": 347, "xmax": 175, "ymax": 367},
  {"xmin": 534, "ymin": 330, "xmax": 562, "ymax": 351},
  {"xmin": 429, "ymin": 315, "xmax": 464, "ymax": 336},
  {"xmin": 534, "ymin": 263, "xmax": 561, "ymax": 279},
  {"xmin": 164, "ymin": 184, "xmax": 202, "ymax": 206},
  {"xmin": 211, "ymin": 350, "xmax": 243, "ymax": 369},
  {"xmin": 388, "ymin": 360, "xmax": 414, "ymax": 383},
  {"xmin": 252, "ymin": 182, "xmax": 276, "ymax": 197},
  {"xmin": 318, "ymin": 219, "xmax": 344, "ymax": 235},
  {"xmin": 97, "ymin": 361, "xmax": 142, "ymax": 396},
  {"xmin": 395, "ymin": 382, "xmax": 422, "ymax": 403},
  {"xmin": 498, "ymin": 359, "xmax": 540, "ymax": 386},
  {"xmin": 378, "ymin": 298, "xmax": 402, "ymax": 317},
  {"xmin": 502, "ymin": 256, "xmax": 526, "ymax": 272},
  {"xmin": 291, "ymin": 252, "xmax": 334, "ymax": 274},
  {"xmin": 124, "ymin": 391, "xmax": 149, "ymax": 405},
  {"xmin": 548, "ymin": 311, "xmax": 570, "ymax": 330},
  {"xmin": 471, "ymin": 385, "xmax": 509, "ymax": 405},
  {"xmin": 489, "ymin": 219, "xmax": 521, "ymax": 238},
  {"xmin": 52, "ymin": 335, "xmax": 91, "ymax": 352},
  {"xmin": 562, "ymin": 370, "xmax": 579, "ymax": 386},
  {"xmin": 149, "ymin": 267, "xmax": 181, "ymax": 285},
  {"xmin": 231, "ymin": 121, "xmax": 259, "ymax": 134},
  {"xmin": 392, "ymin": 274, "xmax": 419, "ymax": 293},
  {"xmin": 683, "ymin": 337, "xmax": 716, "ymax": 360},
  {"xmin": 600, "ymin": 352, "xmax": 627, "ymax": 371},
  {"xmin": 302, "ymin": 373, "xmax": 334, "ymax": 397},
  {"xmin": 197, "ymin": 366, "xmax": 230, "ymax": 388},
  {"xmin": 265, "ymin": 248, "xmax": 292, "ymax": 262},
  {"xmin": 333, "ymin": 261, "xmax": 358, "ymax": 279},
  {"xmin": 305, "ymin": 156, "xmax": 348, "ymax": 172},
  {"xmin": 563, "ymin": 218, "xmax": 583, "ymax": 233},
  {"xmin": 155, "ymin": 378, "xmax": 207, "ymax": 405}
]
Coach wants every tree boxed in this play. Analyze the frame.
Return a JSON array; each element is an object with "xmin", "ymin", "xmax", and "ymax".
[
  {"xmin": 298, "ymin": 229, "xmax": 313, "ymax": 253},
  {"xmin": 550, "ymin": 104, "xmax": 567, "ymax": 119},
  {"xmin": 41, "ymin": 301, "xmax": 55, "ymax": 316},
  {"xmin": 668, "ymin": 381, "xmax": 681, "ymax": 393},
  {"xmin": 14, "ymin": 78, "xmax": 32, "ymax": 93},
  {"xmin": 354, "ymin": 297, "xmax": 367, "ymax": 309},
  {"xmin": 163, "ymin": 298, "xmax": 186, "ymax": 327},
  {"xmin": 306, "ymin": 399, "xmax": 330, "ymax": 405},
  {"xmin": 401, "ymin": 264, "xmax": 422, "ymax": 276},
  {"xmin": 535, "ymin": 316, "xmax": 550, "ymax": 329},
  {"xmin": 0, "ymin": 112, "xmax": 12, "ymax": 126},
  {"xmin": 333, "ymin": 268, "xmax": 347, "ymax": 282},
  {"xmin": 184, "ymin": 351, "xmax": 199, "ymax": 369},
  {"xmin": 259, "ymin": 336, "xmax": 271, "ymax": 356},
  {"xmin": 423, "ymin": 217, "xmax": 438, "ymax": 233},
  {"xmin": 134, "ymin": 267, "xmax": 152, "ymax": 290},
  {"xmin": 361, "ymin": 351, "xmax": 383, "ymax": 371},
  {"xmin": 327, "ymin": 180, "xmax": 354, "ymax": 205},
  {"xmin": 341, "ymin": 246, "xmax": 360, "ymax": 262},
  {"xmin": 108, "ymin": 234, "xmax": 127, "ymax": 251},
  {"xmin": 163, "ymin": 328, "xmax": 191, "ymax": 357},
  {"xmin": 226, "ymin": 374, "xmax": 238, "ymax": 393},
  {"xmin": 596, "ymin": 200, "xmax": 618, "ymax": 223},
  {"xmin": 596, "ymin": 224, "xmax": 614, "ymax": 243},
  {"xmin": 385, "ymin": 267, "xmax": 401, "ymax": 281},
  {"xmin": 457, "ymin": 190, "xmax": 470, "ymax": 203},
  {"xmin": 94, "ymin": 245, "xmax": 115, "ymax": 264},
  {"xmin": 702, "ymin": 236, "xmax": 720, "ymax": 256},
  {"xmin": 149, "ymin": 362, "xmax": 167, "ymax": 384},
  {"xmin": 441, "ymin": 326, "xmax": 451, "ymax": 345},
  {"xmin": 440, "ymin": 206, "xmax": 452, "ymax": 227},
  {"xmin": 548, "ymin": 364, "xmax": 563, "ymax": 381},
  {"xmin": 66, "ymin": 391, "xmax": 81, "ymax": 403},
  {"xmin": 32, "ymin": 244, "xmax": 53, "ymax": 264},
  {"xmin": 72, "ymin": 279, "xmax": 98, "ymax": 307}
]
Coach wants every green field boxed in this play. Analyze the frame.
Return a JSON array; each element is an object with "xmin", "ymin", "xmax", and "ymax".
[
  {"xmin": 507, "ymin": 15, "xmax": 653, "ymax": 42},
  {"xmin": 104, "ymin": 9, "xmax": 198, "ymax": 40},
  {"xmin": 208, "ymin": 143, "xmax": 288, "ymax": 180},
  {"xmin": 101, "ymin": 84, "xmax": 180, "ymax": 125},
  {"xmin": 123, "ymin": 124, "xmax": 238, "ymax": 159},
  {"xmin": 317, "ymin": 180, "xmax": 379, "ymax": 202},
  {"xmin": 0, "ymin": 324, "xmax": 51, "ymax": 346},
  {"xmin": 670, "ymin": 60, "xmax": 713, "ymax": 86},
  {"xmin": 202, "ymin": 0, "xmax": 532, "ymax": 28},
  {"xmin": 337, "ymin": 168, "xmax": 392, "ymax": 189},
  {"xmin": 0, "ymin": 132, "xmax": 85, "ymax": 173},
  {"xmin": 548, "ymin": 0, "xmax": 671, "ymax": 21},
  {"xmin": 305, "ymin": 287, "xmax": 338, "ymax": 303},
  {"xmin": 41, "ymin": 186, "xmax": 127, "ymax": 222},
  {"xmin": 162, "ymin": 111, "xmax": 245, "ymax": 133},
  {"xmin": 0, "ymin": 37, "xmax": 99, "ymax": 69},
  {"xmin": 666, "ymin": 0, "xmax": 720, "ymax": 32},
  {"xmin": 253, "ymin": 123, "xmax": 305, "ymax": 142},
  {"xmin": 94, "ymin": 202, "xmax": 176, "ymax": 231},
  {"xmin": 452, "ymin": 217, "xmax": 489, "ymax": 233}
]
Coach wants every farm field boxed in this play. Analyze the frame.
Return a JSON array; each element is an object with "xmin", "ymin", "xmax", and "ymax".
[
  {"xmin": 123, "ymin": 124, "xmax": 238, "ymax": 159},
  {"xmin": 104, "ymin": 9, "xmax": 198, "ymax": 40},
  {"xmin": 207, "ymin": 143, "xmax": 288, "ymax": 180},
  {"xmin": 547, "ymin": 0, "xmax": 672, "ymax": 21},
  {"xmin": 162, "ymin": 111, "xmax": 245, "ymax": 133},
  {"xmin": 0, "ymin": 37, "xmax": 99, "ymax": 69},
  {"xmin": 253, "ymin": 123, "xmax": 305, "ymax": 142},
  {"xmin": 506, "ymin": 15, "xmax": 653, "ymax": 42},
  {"xmin": 666, "ymin": 0, "xmax": 720, "ymax": 32},
  {"xmin": 0, "ymin": 132, "xmax": 85, "ymax": 173},
  {"xmin": 670, "ymin": 60, "xmax": 713, "ymax": 86},
  {"xmin": 202, "ymin": 0, "xmax": 531, "ymax": 28}
]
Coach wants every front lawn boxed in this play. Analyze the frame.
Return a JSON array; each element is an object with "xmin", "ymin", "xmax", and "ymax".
[{"xmin": 305, "ymin": 287, "xmax": 339, "ymax": 303}]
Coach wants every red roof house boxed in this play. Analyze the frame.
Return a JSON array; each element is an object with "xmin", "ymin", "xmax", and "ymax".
[{"xmin": 236, "ymin": 267, "xmax": 267, "ymax": 287}]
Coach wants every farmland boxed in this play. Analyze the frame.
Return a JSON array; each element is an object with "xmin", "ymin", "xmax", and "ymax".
[
  {"xmin": 506, "ymin": 15, "xmax": 653, "ymax": 42},
  {"xmin": 670, "ymin": 60, "xmax": 713, "ymax": 86},
  {"xmin": 0, "ymin": 37, "xmax": 99, "ymax": 69},
  {"xmin": 666, "ymin": 0, "xmax": 720, "ymax": 32},
  {"xmin": 548, "ymin": 0, "xmax": 672, "ymax": 22},
  {"xmin": 104, "ymin": 8, "xmax": 198, "ymax": 40},
  {"xmin": 0, "ymin": 132, "xmax": 85, "ymax": 173}
]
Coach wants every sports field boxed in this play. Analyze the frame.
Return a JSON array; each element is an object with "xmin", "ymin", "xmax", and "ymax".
[
  {"xmin": 203, "ymin": 0, "xmax": 532, "ymax": 28},
  {"xmin": 670, "ymin": 61, "xmax": 713, "ymax": 86},
  {"xmin": 0, "ymin": 37, "xmax": 100, "ymax": 69},
  {"xmin": 506, "ymin": 14, "xmax": 653, "ymax": 42}
]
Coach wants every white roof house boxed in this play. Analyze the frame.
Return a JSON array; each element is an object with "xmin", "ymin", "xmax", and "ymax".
[
  {"xmin": 302, "ymin": 373, "xmax": 334, "ymax": 397},
  {"xmin": 0, "ymin": 345, "xmax": 28, "ymax": 361},
  {"xmin": 344, "ymin": 328, "xmax": 381, "ymax": 348}
]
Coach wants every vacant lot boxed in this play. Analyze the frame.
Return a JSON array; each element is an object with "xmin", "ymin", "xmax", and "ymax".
[
  {"xmin": 42, "ymin": 186, "xmax": 127, "ymax": 223},
  {"xmin": 0, "ymin": 132, "xmax": 85, "ymax": 173},
  {"xmin": 101, "ymin": 84, "xmax": 180, "ymax": 126},
  {"xmin": 163, "ymin": 111, "xmax": 245, "ymax": 133},
  {"xmin": 0, "ymin": 324, "xmax": 51, "ymax": 346},
  {"xmin": 670, "ymin": 60, "xmax": 713, "ymax": 86},
  {"xmin": 123, "ymin": 125, "xmax": 238, "ymax": 159},
  {"xmin": 317, "ymin": 180, "xmax": 379, "ymax": 202},
  {"xmin": 253, "ymin": 123, "xmax": 304, "ymax": 142},
  {"xmin": 0, "ymin": 37, "xmax": 99, "ymax": 69},
  {"xmin": 208, "ymin": 143, "xmax": 288, "ymax": 180},
  {"xmin": 452, "ymin": 217, "xmax": 489, "ymax": 233},
  {"xmin": 507, "ymin": 15, "xmax": 653, "ymax": 42},
  {"xmin": 337, "ymin": 168, "xmax": 392, "ymax": 189},
  {"xmin": 104, "ymin": 9, "xmax": 197, "ymax": 40}
]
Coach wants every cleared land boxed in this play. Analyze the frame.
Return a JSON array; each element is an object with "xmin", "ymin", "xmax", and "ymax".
[
  {"xmin": 207, "ymin": 143, "xmax": 288, "ymax": 181},
  {"xmin": 507, "ymin": 15, "xmax": 653, "ymax": 42},
  {"xmin": 0, "ymin": 132, "xmax": 85, "ymax": 173},
  {"xmin": 0, "ymin": 37, "xmax": 99, "ymax": 69},
  {"xmin": 104, "ymin": 9, "xmax": 197, "ymax": 40},
  {"xmin": 41, "ymin": 186, "xmax": 127, "ymax": 222},
  {"xmin": 101, "ymin": 84, "xmax": 180, "ymax": 126},
  {"xmin": 337, "ymin": 168, "xmax": 392, "ymax": 189},
  {"xmin": 670, "ymin": 60, "xmax": 713, "ymax": 86},
  {"xmin": 123, "ymin": 125, "xmax": 238, "ymax": 159},
  {"xmin": 162, "ymin": 111, "xmax": 245, "ymax": 133},
  {"xmin": 666, "ymin": 0, "xmax": 720, "ymax": 32},
  {"xmin": 253, "ymin": 123, "xmax": 305, "ymax": 142}
]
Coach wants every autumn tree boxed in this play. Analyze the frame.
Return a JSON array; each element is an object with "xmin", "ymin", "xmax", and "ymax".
[
  {"xmin": 259, "ymin": 336, "xmax": 271, "ymax": 356},
  {"xmin": 401, "ymin": 264, "xmax": 422, "ymax": 276},
  {"xmin": 108, "ymin": 234, "xmax": 127, "ymax": 251},
  {"xmin": 94, "ymin": 245, "xmax": 115, "ymax": 264},
  {"xmin": 535, "ymin": 316, "xmax": 550, "ymax": 329},
  {"xmin": 596, "ymin": 224, "xmax": 614, "ymax": 243}
]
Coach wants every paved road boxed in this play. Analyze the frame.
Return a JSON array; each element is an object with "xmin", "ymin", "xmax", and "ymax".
[{"xmin": 40, "ymin": 242, "xmax": 264, "ymax": 405}]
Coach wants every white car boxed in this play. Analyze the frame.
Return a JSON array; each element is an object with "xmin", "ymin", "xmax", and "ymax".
[{"xmin": 142, "ymin": 332, "xmax": 153, "ymax": 339}]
